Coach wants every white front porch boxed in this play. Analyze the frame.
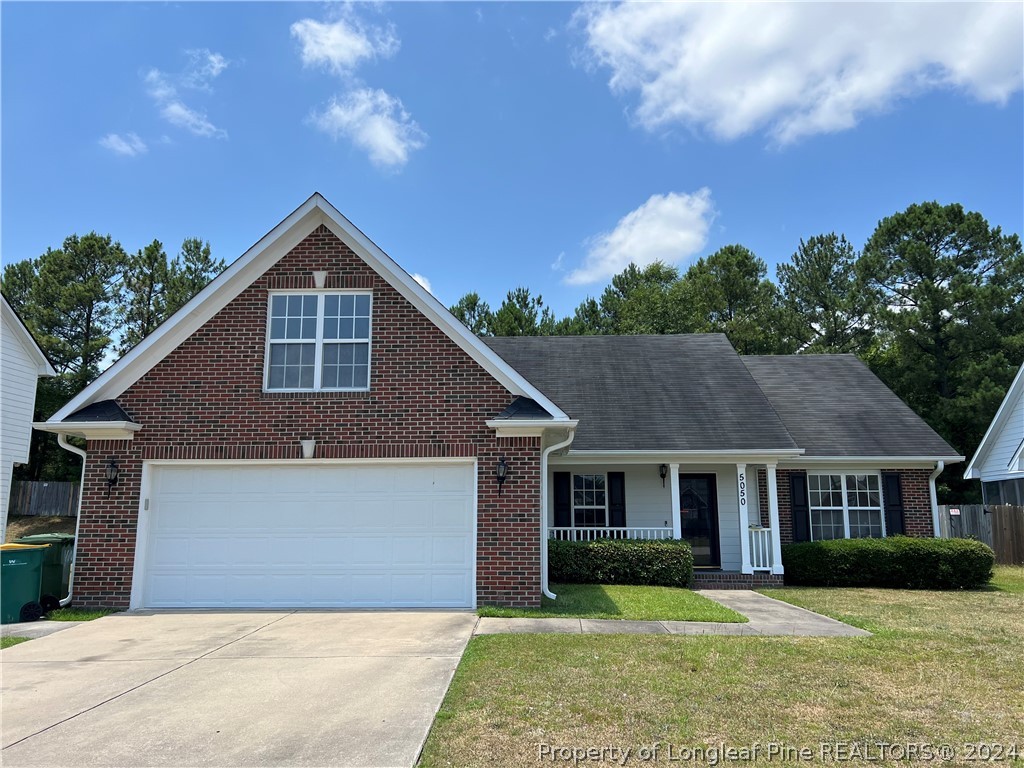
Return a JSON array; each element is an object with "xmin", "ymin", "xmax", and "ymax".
[{"xmin": 547, "ymin": 460, "xmax": 784, "ymax": 575}]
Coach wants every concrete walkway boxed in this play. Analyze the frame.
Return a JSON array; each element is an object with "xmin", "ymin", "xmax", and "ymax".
[
  {"xmin": 1, "ymin": 620, "xmax": 76, "ymax": 640},
  {"xmin": 475, "ymin": 590, "xmax": 870, "ymax": 637}
]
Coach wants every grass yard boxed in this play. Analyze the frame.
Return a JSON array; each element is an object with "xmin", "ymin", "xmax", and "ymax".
[
  {"xmin": 422, "ymin": 566, "xmax": 1024, "ymax": 767},
  {"xmin": 1, "ymin": 637, "xmax": 30, "ymax": 650},
  {"xmin": 4, "ymin": 515, "xmax": 76, "ymax": 542},
  {"xmin": 478, "ymin": 583, "xmax": 745, "ymax": 622},
  {"xmin": 46, "ymin": 608, "xmax": 117, "ymax": 622}
]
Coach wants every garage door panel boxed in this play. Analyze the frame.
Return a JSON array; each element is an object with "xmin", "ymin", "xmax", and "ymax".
[{"xmin": 142, "ymin": 462, "xmax": 474, "ymax": 608}]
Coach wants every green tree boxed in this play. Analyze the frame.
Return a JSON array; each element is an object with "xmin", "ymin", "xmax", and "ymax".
[
  {"xmin": 491, "ymin": 287, "xmax": 556, "ymax": 336},
  {"xmin": 858, "ymin": 201, "xmax": 1024, "ymax": 500},
  {"xmin": 450, "ymin": 292, "xmax": 493, "ymax": 336},
  {"xmin": 678, "ymin": 245, "xmax": 790, "ymax": 354},
  {"xmin": 777, "ymin": 233, "xmax": 874, "ymax": 353},
  {"xmin": 598, "ymin": 262, "xmax": 685, "ymax": 335},
  {"xmin": 165, "ymin": 237, "xmax": 224, "ymax": 315},
  {"xmin": 553, "ymin": 296, "xmax": 604, "ymax": 335},
  {"xmin": 119, "ymin": 239, "xmax": 170, "ymax": 354}
]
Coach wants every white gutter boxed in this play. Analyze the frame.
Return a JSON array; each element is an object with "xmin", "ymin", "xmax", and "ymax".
[
  {"xmin": 56, "ymin": 434, "xmax": 87, "ymax": 607},
  {"xmin": 929, "ymin": 460, "xmax": 944, "ymax": 538},
  {"xmin": 540, "ymin": 427, "xmax": 576, "ymax": 601}
]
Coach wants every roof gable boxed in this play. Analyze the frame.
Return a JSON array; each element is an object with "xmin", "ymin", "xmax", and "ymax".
[
  {"xmin": 48, "ymin": 193, "xmax": 567, "ymax": 425},
  {"xmin": 965, "ymin": 361, "xmax": 1024, "ymax": 478},
  {"xmin": 741, "ymin": 354, "xmax": 961, "ymax": 460},
  {"xmin": 1, "ymin": 294, "xmax": 56, "ymax": 377}
]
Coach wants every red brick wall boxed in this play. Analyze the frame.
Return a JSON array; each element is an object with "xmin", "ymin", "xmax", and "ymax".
[
  {"xmin": 74, "ymin": 225, "xmax": 543, "ymax": 608},
  {"xmin": 775, "ymin": 467, "xmax": 935, "ymax": 544}
]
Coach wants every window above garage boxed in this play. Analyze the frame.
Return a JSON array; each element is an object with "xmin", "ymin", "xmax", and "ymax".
[{"xmin": 265, "ymin": 292, "xmax": 372, "ymax": 391}]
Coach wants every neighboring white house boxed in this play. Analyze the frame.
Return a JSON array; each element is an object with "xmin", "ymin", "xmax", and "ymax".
[
  {"xmin": 1, "ymin": 294, "xmax": 57, "ymax": 540},
  {"xmin": 965, "ymin": 361, "xmax": 1024, "ymax": 506}
]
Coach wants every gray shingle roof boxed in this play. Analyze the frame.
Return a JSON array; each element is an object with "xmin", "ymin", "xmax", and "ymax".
[
  {"xmin": 64, "ymin": 399, "xmax": 135, "ymax": 423},
  {"xmin": 483, "ymin": 334, "xmax": 799, "ymax": 452},
  {"xmin": 740, "ymin": 355, "xmax": 959, "ymax": 458}
]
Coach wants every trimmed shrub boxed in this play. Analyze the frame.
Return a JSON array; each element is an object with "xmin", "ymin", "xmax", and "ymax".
[
  {"xmin": 549, "ymin": 538, "xmax": 694, "ymax": 588},
  {"xmin": 782, "ymin": 536, "xmax": 994, "ymax": 590}
]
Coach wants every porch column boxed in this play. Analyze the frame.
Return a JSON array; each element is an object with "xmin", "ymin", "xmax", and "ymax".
[
  {"xmin": 766, "ymin": 463, "xmax": 784, "ymax": 575},
  {"xmin": 669, "ymin": 463, "xmax": 681, "ymax": 538},
  {"xmin": 737, "ymin": 464, "xmax": 753, "ymax": 574}
]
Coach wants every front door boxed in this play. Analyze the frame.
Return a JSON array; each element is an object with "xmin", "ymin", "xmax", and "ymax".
[{"xmin": 679, "ymin": 474, "xmax": 721, "ymax": 567}]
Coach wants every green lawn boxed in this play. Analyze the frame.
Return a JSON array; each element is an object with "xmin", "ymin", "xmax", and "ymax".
[
  {"xmin": 478, "ymin": 583, "xmax": 746, "ymax": 622},
  {"xmin": 422, "ymin": 566, "xmax": 1024, "ymax": 767},
  {"xmin": 1, "ymin": 636, "xmax": 30, "ymax": 649},
  {"xmin": 45, "ymin": 607, "xmax": 118, "ymax": 622}
]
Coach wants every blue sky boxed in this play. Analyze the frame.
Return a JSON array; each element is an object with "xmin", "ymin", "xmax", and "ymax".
[{"xmin": 2, "ymin": 2, "xmax": 1022, "ymax": 317}]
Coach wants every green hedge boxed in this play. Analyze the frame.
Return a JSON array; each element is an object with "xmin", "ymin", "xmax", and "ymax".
[
  {"xmin": 781, "ymin": 536, "xmax": 994, "ymax": 589},
  {"xmin": 548, "ymin": 538, "xmax": 694, "ymax": 587}
]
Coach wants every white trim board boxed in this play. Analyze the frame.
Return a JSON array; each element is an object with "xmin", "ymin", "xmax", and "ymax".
[
  {"xmin": 46, "ymin": 193, "xmax": 570, "ymax": 426},
  {"xmin": 965, "ymin": 361, "xmax": 1024, "ymax": 479},
  {"xmin": 2, "ymin": 295, "xmax": 56, "ymax": 376}
]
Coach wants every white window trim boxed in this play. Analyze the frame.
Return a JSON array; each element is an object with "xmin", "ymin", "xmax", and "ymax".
[
  {"xmin": 263, "ymin": 289, "xmax": 373, "ymax": 393},
  {"xmin": 808, "ymin": 472, "xmax": 887, "ymax": 541},
  {"xmin": 571, "ymin": 473, "xmax": 609, "ymax": 528}
]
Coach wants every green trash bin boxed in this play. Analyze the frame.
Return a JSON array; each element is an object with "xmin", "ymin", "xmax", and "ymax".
[
  {"xmin": 14, "ymin": 534, "xmax": 75, "ymax": 610},
  {"xmin": 1, "ymin": 544, "xmax": 48, "ymax": 624}
]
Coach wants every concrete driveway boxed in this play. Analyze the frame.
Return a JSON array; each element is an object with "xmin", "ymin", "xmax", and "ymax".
[{"xmin": 1, "ymin": 611, "xmax": 477, "ymax": 768}]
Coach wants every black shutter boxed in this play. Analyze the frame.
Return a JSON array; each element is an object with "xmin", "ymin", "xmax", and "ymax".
[
  {"xmin": 608, "ymin": 472, "xmax": 626, "ymax": 527},
  {"xmin": 790, "ymin": 471, "xmax": 811, "ymax": 542},
  {"xmin": 554, "ymin": 472, "xmax": 571, "ymax": 527},
  {"xmin": 882, "ymin": 472, "xmax": 905, "ymax": 536}
]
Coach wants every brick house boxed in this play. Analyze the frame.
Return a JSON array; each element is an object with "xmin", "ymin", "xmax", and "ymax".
[{"xmin": 36, "ymin": 194, "xmax": 963, "ymax": 609}]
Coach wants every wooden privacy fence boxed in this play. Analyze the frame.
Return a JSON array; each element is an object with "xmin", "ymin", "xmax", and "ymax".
[
  {"xmin": 7, "ymin": 481, "xmax": 79, "ymax": 517},
  {"xmin": 938, "ymin": 504, "xmax": 1024, "ymax": 565}
]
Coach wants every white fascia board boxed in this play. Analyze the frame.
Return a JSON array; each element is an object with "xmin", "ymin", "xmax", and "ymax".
[
  {"xmin": 47, "ymin": 193, "xmax": 569, "ymax": 425},
  {"xmin": 485, "ymin": 419, "xmax": 579, "ymax": 437},
  {"xmin": 33, "ymin": 421, "xmax": 142, "ymax": 440},
  {"xmin": 778, "ymin": 455, "xmax": 964, "ymax": 470},
  {"xmin": 555, "ymin": 448, "xmax": 805, "ymax": 465},
  {"xmin": 2, "ymin": 295, "xmax": 56, "ymax": 376},
  {"xmin": 965, "ymin": 361, "xmax": 1024, "ymax": 478},
  {"xmin": 48, "ymin": 199, "xmax": 324, "ymax": 424},
  {"xmin": 315, "ymin": 197, "xmax": 569, "ymax": 420}
]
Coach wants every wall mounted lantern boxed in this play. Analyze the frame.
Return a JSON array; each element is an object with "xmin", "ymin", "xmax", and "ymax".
[
  {"xmin": 496, "ymin": 456, "xmax": 509, "ymax": 495},
  {"xmin": 105, "ymin": 458, "xmax": 120, "ymax": 497},
  {"xmin": 659, "ymin": 464, "xmax": 668, "ymax": 487}
]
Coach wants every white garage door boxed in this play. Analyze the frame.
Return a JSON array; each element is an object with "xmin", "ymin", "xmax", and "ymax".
[{"xmin": 138, "ymin": 462, "xmax": 475, "ymax": 609}]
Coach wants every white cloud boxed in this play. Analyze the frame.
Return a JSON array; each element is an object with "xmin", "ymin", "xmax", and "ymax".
[
  {"xmin": 160, "ymin": 101, "xmax": 227, "ymax": 139},
  {"xmin": 411, "ymin": 273, "xmax": 432, "ymax": 293},
  {"xmin": 577, "ymin": 3, "xmax": 1023, "ymax": 144},
  {"xmin": 311, "ymin": 88, "xmax": 426, "ymax": 169},
  {"xmin": 144, "ymin": 50, "xmax": 229, "ymax": 139},
  {"xmin": 566, "ymin": 190, "xmax": 714, "ymax": 286},
  {"xmin": 291, "ymin": 15, "xmax": 398, "ymax": 76},
  {"xmin": 98, "ymin": 132, "xmax": 147, "ymax": 157}
]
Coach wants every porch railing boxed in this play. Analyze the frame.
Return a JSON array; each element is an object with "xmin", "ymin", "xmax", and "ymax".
[
  {"xmin": 749, "ymin": 526, "xmax": 774, "ymax": 571},
  {"xmin": 549, "ymin": 527, "xmax": 674, "ymax": 542}
]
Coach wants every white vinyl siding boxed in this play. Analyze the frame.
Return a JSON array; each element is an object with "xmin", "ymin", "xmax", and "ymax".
[
  {"xmin": 1, "ymin": 310, "xmax": 45, "ymax": 532},
  {"xmin": 137, "ymin": 462, "xmax": 474, "ymax": 609},
  {"xmin": 976, "ymin": 386, "xmax": 1024, "ymax": 480},
  {"xmin": 548, "ymin": 463, "xmax": 744, "ymax": 571}
]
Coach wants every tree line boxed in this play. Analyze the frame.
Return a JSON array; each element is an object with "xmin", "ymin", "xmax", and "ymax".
[
  {"xmin": 451, "ymin": 202, "xmax": 1024, "ymax": 501},
  {"xmin": 2, "ymin": 234, "xmax": 225, "ymax": 480}
]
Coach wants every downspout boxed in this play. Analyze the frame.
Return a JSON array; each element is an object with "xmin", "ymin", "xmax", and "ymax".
[
  {"xmin": 57, "ymin": 434, "xmax": 87, "ymax": 607},
  {"xmin": 929, "ymin": 460, "xmax": 944, "ymax": 538},
  {"xmin": 540, "ymin": 426, "xmax": 576, "ymax": 600}
]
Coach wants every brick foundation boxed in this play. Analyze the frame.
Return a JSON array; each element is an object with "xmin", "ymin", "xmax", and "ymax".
[
  {"xmin": 692, "ymin": 571, "xmax": 784, "ymax": 589},
  {"xmin": 73, "ymin": 225, "xmax": 544, "ymax": 609}
]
